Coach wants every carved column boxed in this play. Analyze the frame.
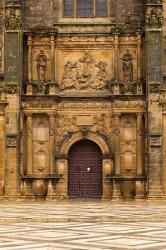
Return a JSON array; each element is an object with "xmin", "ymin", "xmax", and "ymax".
[
  {"xmin": 112, "ymin": 113, "xmax": 122, "ymax": 199},
  {"xmin": 146, "ymin": 2, "xmax": 163, "ymax": 198},
  {"xmin": 49, "ymin": 114, "xmax": 55, "ymax": 174},
  {"xmin": 28, "ymin": 34, "xmax": 32, "ymax": 83},
  {"xmin": 137, "ymin": 33, "xmax": 141, "ymax": 81},
  {"xmin": 136, "ymin": 113, "xmax": 143, "ymax": 176},
  {"xmin": 113, "ymin": 33, "xmax": 120, "ymax": 94},
  {"xmin": 0, "ymin": 102, "xmax": 7, "ymax": 196},
  {"xmin": 26, "ymin": 114, "xmax": 33, "ymax": 175},
  {"xmin": 50, "ymin": 35, "xmax": 55, "ymax": 82},
  {"xmin": 114, "ymin": 113, "xmax": 121, "ymax": 175},
  {"xmin": 4, "ymin": 0, "xmax": 23, "ymax": 196},
  {"xmin": 136, "ymin": 113, "xmax": 145, "ymax": 199},
  {"xmin": 137, "ymin": 32, "xmax": 142, "ymax": 94},
  {"xmin": 27, "ymin": 34, "xmax": 33, "ymax": 95}
]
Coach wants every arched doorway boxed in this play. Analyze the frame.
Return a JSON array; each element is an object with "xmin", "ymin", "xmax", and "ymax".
[{"xmin": 68, "ymin": 140, "xmax": 102, "ymax": 199}]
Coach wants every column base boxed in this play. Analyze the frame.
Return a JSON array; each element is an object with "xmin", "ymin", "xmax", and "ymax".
[{"xmin": 112, "ymin": 180, "xmax": 122, "ymax": 200}]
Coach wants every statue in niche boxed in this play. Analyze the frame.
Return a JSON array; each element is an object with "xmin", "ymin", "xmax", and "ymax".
[
  {"xmin": 90, "ymin": 61, "xmax": 108, "ymax": 90},
  {"xmin": 37, "ymin": 51, "xmax": 47, "ymax": 82},
  {"xmin": 123, "ymin": 51, "xmax": 133, "ymax": 82},
  {"xmin": 61, "ymin": 61, "xmax": 77, "ymax": 90}
]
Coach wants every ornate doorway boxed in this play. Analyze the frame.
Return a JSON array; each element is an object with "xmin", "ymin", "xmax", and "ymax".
[{"xmin": 68, "ymin": 140, "xmax": 102, "ymax": 199}]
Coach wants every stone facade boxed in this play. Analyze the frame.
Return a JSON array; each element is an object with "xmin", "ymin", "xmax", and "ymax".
[{"xmin": 0, "ymin": 0, "xmax": 165, "ymax": 200}]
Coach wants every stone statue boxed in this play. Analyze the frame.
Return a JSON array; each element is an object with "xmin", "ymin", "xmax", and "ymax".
[
  {"xmin": 123, "ymin": 51, "xmax": 133, "ymax": 82},
  {"xmin": 37, "ymin": 51, "xmax": 47, "ymax": 82}
]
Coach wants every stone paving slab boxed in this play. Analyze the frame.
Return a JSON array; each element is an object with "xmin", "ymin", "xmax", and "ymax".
[{"xmin": 0, "ymin": 201, "xmax": 166, "ymax": 249}]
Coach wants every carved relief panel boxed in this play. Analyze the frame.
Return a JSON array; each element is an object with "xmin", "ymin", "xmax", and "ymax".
[
  {"xmin": 32, "ymin": 115, "xmax": 49, "ymax": 175},
  {"xmin": 120, "ymin": 114, "xmax": 136, "ymax": 175},
  {"xmin": 58, "ymin": 50, "xmax": 114, "ymax": 92},
  {"xmin": 56, "ymin": 107, "xmax": 113, "ymax": 150}
]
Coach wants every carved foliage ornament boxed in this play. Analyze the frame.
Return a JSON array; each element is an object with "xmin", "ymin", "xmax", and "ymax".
[
  {"xmin": 5, "ymin": 8, "xmax": 22, "ymax": 31},
  {"xmin": 61, "ymin": 52, "xmax": 109, "ymax": 91},
  {"xmin": 146, "ymin": 7, "xmax": 163, "ymax": 28}
]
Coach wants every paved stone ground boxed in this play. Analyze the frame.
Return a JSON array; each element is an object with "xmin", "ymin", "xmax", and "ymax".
[{"xmin": 0, "ymin": 200, "xmax": 166, "ymax": 249}]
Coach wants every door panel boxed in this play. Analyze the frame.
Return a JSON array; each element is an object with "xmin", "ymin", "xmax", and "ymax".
[{"xmin": 68, "ymin": 140, "xmax": 102, "ymax": 199}]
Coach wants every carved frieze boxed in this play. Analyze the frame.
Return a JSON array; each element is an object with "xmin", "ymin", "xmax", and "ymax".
[
  {"xmin": 114, "ymin": 100, "xmax": 146, "ymax": 110},
  {"xmin": 58, "ymin": 102, "xmax": 112, "ymax": 111},
  {"xmin": 22, "ymin": 98, "xmax": 56, "ymax": 109}
]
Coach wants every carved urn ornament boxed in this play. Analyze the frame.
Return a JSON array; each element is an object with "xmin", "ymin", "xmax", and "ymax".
[{"xmin": 32, "ymin": 179, "xmax": 48, "ymax": 199}]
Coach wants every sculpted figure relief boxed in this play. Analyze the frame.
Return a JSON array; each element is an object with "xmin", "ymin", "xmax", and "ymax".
[
  {"xmin": 61, "ymin": 52, "xmax": 109, "ymax": 91},
  {"xmin": 57, "ymin": 113, "xmax": 112, "ymax": 146},
  {"xmin": 37, "ymin": 51, "xmax": 47, "ymax": 82},
  {"xmin": 61, "ymin": 61, "xmax": 77, "ymax": 90},
  {"xmin": 123, "ymin": 51, "xmax": 133, "ymax": 82}
]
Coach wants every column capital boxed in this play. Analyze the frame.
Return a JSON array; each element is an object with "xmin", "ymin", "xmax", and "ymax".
[
  {"xmin": 113, "ymin": 112, "xmax": 121, "ymax": 118},
  {"xmin": 25, "ymin": 112, "xmax": 33, "ymax": 118}
]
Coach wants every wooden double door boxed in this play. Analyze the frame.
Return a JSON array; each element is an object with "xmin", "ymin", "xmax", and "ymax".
[{"xmin": 68, "ymin": 140, "xmax": 102, "ymax": 199}]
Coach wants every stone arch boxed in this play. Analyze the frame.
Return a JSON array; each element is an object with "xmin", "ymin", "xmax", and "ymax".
[{"xmin": 59, "ymin": 131, "xmax": 112, "ymax": 157}]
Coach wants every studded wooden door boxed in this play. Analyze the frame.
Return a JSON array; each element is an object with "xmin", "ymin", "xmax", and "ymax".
[{"xmin": 68, "ymin": 140, "xmax": 102, "ymax": 199}]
